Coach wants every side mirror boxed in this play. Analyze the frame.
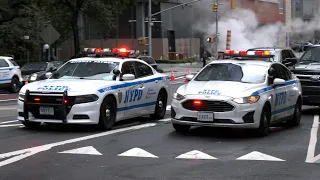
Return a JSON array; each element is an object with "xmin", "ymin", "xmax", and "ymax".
[
  {"xmin": 283, "ymin": 58, "xmax": 298, "ymax": 66},
  {"xmin": 273, "ymin": 78, "xmax": 285, "ymax": 86},
  {"xmin": 122, "ymin": 74, "xmax": 135, "ymax": 81},
  {"xmin": 113, "ymin": 69, "xmax": 120, "ymax": 75},
  {"xmin": 186, "ymin": 74, "xmax": 194, "ymax": 81},
  {"xmin": 45, "ymin": 72, "xmax": 52, "ymax": 79}
]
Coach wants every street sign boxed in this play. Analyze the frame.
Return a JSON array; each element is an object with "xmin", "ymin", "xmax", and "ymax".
[{"xmin": 40, "ymin": 24, "xmax": 60, "ymax": 45}]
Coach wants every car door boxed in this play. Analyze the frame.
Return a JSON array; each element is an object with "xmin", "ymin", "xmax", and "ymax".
[
  {"xmin": 120, "ymin": 61, "xmax": 144, "ymax": 117},
  {"xmin": 0, "ymin": 59, "xmax": 11, "ymax": 84},
  {"xmin": 271, "ymin": 64, "xmax": 288, "ymax": 121},
  {"xmin": 134, "ymin": 61, "xmax": 158, "ymax": 113},
  {"xmin": 278, "ymin": 64, "xmax": 297, "ymax": 117}
]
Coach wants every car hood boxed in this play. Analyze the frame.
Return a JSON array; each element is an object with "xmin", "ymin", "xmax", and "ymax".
[
  {"xmin": 292, "ymin": 63, "xmax": 320, "ymax": 75},
  {"xmin": 20, "ymin": 79, "xmax": 119, "ymax": 96},
  {"xmin": 22, "ymin": 70, "xmax": 45, "ymax": 76},
  {"xmin": 179, "ymin": 81, "xmax": 262, "ymax": 98}
]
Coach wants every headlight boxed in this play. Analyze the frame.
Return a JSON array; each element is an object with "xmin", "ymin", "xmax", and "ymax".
[
  {"xmin": 233, "ymin": 95, "xmax": 260, "ymax": 104},
  {"xmin": 173, "ymin": 92, "xmax": 185, "ymax": 101},
  {"xmin": 75, "ymin": 94, "xmax": 99, "ymax": 104},
  {"xmin": 18, "ymin": 93, "xmax": 25, "ymax": 102},
  {"xmin": 30, "ymin": 74, "xmax": 37, "ymax": 81}
]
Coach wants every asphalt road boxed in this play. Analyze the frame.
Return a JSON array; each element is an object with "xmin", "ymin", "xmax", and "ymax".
[{"xmin": 0, "ymin": 83, "xmax": 320, "ymax": 179}]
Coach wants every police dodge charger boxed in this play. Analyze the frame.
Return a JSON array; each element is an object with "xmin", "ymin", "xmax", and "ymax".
[
  {"xmin": 17, "ymin": 48, "xmax": 170, "ymax": 130},
  {"xmin": 171, "ymin": 51, "xmax": 302, "ymax": 136}
]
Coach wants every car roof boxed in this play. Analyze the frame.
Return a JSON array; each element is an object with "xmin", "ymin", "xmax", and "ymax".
[
  {"xmin": 0, "ymin": 56, "xmax": 13, "ymax": 59},
  {"xmin": 209, "ymin": 59, "xmax": 275, "ymax": 67}
]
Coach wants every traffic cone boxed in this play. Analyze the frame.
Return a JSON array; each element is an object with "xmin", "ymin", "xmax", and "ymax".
[
  {"xmin": 170, "ymin": 70, "xmax": 175, "ymax": 81},
  {"xmin": 185, "ymin": 68, "xmax": 190, "ymax": 82}
]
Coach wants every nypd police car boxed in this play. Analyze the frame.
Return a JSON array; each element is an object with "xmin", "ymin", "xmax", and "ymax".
[
  {"xmin": 0, "ymin": 56, "xmax": 23, "ymax": 93},
  {"xmin": 17, "ymin": 48, "xmax": 170, "ymax": 130},
  {"xmin": 171, "ymin": 50, "xmax": 302, "ymax": 136}
]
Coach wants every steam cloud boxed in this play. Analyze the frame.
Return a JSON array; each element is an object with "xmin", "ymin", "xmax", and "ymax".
[{"xmin": 192, "ymin": 1, "xmax": 320, "ymax": 54}]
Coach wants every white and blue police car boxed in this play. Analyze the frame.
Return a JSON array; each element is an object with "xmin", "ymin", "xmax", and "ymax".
[
  {"xmin": 0, "ymin": 56, "xmax": 23, "ymax": 93},
  {"xmin": 171, "ymin": 50, "xmax": 302, "ymax": 136},
  {"xmin": 17, "ymin": 48, "xmax": 170, "ymax": 130}
]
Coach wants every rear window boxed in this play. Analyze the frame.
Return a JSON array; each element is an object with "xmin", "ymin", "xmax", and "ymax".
[
  {"xmin": 300, "ymin": 46, "xmax": 320, "ymax": 64},
  {"xmin": 138, "ymin": 56, "xmax": 156, "ymax": 64}
]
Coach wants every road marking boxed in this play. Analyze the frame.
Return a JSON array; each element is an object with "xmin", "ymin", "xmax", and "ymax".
[
  {"xmin": 0, "ymin": 120, "xmax": 19, "ymax": 124},
  {"xmin": 0, "ymin": 99, "xmax": 17, "ymax": 102},
  {"xmin": 158, "ymin": 118, "xmax": 171, "ymax": 122},
  {"xmin": 306, "ymin": 114, "xmax": 319, "ymax": 163},
  {"xmin": 0, "ymin": 123, "xmax": 157, "ymax": 167},
  {"xmin": 175, "ymin": 150, "xmax": 217, "ymax": 160},
  {"xmin": 0, "ymin": 124, "xmax": 22, "ymax": 128},
  {"xmin": 0, "ymin": 106, "xmax": 17, "ymax": 110},
  {"xmin": 118, "ymin": 147, "xmax": 158, "ymax": 158},
  {"xmin": 58, "ymin": 146, "xmax": 102, "ymax": 155},
  {"xmin": 236, "ymin": 151, "xmax": 285, "ymax": 161}
]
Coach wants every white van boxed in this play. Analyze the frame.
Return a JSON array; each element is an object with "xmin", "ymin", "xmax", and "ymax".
[{"xmin": 0, "ymin": 56, "xmax": 23, "ymax": 93}]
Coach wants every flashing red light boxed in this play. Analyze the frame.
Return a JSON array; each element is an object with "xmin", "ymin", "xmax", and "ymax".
[
  {"xmin": 34, "ymin": 98, "xmax": 40, "ymax": 101},
  {"xmin": 64, "ymin": 100, "xmax": 68, "ymax": 104},
  {"xmin": 239, "ymin": 51, "xmax": 247, "ymax": 55},
  {"xmin": 193, "ymin": 100, "xmax": 202, "ymax": 105},
  {"xmin": 119, "ymin": 48, "xmax": 127, "ymax": 53},
  {"xmin": 255, "ymin": 51, "xmax": 263, "ymax": 56},
  {"xmin": 94, "ymin": 48, "xmax": 102, "ymax": 53}
]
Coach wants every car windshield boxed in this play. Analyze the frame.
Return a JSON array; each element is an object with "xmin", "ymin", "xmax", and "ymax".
[
  {"xmin": 52, "ymin": 61, "xmax": 64, "ymax": 68},
  {"xmin": 300, "ymin": 46, "xmax": 320, "ymax": 64},
  {"xmin": 50, "ymin": 60, "xmax": 119, "ymax": 80},
  {"xmin": 194, "ymin": 63, "xmax": 267, "ymax": 83},
  {"xmin": 21, "ymin": 62, "xmax": 47, "ymax": 71}
]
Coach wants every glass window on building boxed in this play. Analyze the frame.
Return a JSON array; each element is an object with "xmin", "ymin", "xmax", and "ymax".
[{"xmin": 279, "ymin": 0, "xmax": 284, "ymax": 14}]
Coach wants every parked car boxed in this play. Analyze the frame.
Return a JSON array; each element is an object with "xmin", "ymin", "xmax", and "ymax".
[
  {"xmin": 137, "ymin": 55, "xmax": 164, "ymax": 73},
  {"xmin": 21, "ymin": 61, "xmax": 64, "ymax": 84},
  {"xmin": 0, "ymin": 56, "xmax": 23, "ymax": 93}
]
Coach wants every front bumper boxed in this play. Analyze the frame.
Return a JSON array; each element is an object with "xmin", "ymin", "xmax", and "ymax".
[
  {"xmin": 171, "ymin": 95, "xmax": 262, "ymax": 129},
  {"xmin": 17, "ymin": 90, "xmax": 100, "ymax": 124},
  {"xmin": 301, "ymin": 85, "xmax": 320, "ymax": 105}
]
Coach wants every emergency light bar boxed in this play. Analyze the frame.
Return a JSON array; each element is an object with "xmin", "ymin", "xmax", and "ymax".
[
  {"xmin": 224, "ymin": 49, "xmax": 274, "ymax": 60},
  {"xmin": 79, "ymin": 47, "xmax": 140, "ymax": 58}
]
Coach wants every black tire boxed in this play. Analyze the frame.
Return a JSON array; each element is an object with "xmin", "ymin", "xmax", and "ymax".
[
  {"xmin": 9, "ymin": 77, "xmax": 20, "ymax": 93},
  {"xmin": 173, "ymin": 123, "xmax": 190, "ymax": 132},
  {"xmin": 256, "ymin": 105, "xmax": 270, "ymax": 137},
  {"xmin": 286, "ymin": 98, "xmax": 302, "ymax": 126},
  {"xmin": 150, "ymin": 89, "xmax": 167, "ymax": 120},
  {"xmin": 98, "ymin": 96, "xmax": 117, "ymax": 130},
  {"xmin": 21, "ymin": 121, "xmax": 41, "ymax": 129}
]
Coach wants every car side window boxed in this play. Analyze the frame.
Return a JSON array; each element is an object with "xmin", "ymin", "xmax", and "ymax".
[
  {"xmin": 121, "ymin": 62, "xmax": 137, "ymax": 78},
  {"xmin": 8, "ymin": 59, "xmax": 18, "ymax": 66},
  {"xmin": 0, "ymin": 59, "xmax": 9, "ymax": 67},
  {"xmin": 135, "ymin": 62, "xmax": 153, "ymax": 78},
  {"xmin": 148, "ymin": 57, "xmax": 156, "ymax": 64},
  {"xmin": 275, "ymin": 64, "xmax": 290, "ymax": 81},
  {"xmin": 281, "ymin": 65, "xmax": 293, "ymax": 80}
]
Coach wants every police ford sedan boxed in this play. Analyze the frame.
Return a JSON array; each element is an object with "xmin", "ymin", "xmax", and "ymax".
[
  {"xmin": 17, "ymin": 48, "xmax": 170, "ymax": 130},
  {"xmin": 171, "ymin": 59, "xmax": 302, "ymax": 136}
]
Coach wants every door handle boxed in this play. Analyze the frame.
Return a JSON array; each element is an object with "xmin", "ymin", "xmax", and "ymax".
[{"xmin": 139, "ymin": 83, "xmax": 144, "ymax": 88}]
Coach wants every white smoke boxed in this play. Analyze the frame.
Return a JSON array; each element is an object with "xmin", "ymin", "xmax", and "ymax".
[{"xmin": 192, "ymin": 0, "xmax": 320, "ymax": 54}]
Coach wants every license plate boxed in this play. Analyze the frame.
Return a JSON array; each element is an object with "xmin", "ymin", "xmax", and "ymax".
[
  {"xmin": 39, "ymin": 107, "xmax": 54, "ymax": 115},
  {"xmin": 197, "ymin": 112, "xmax": 214, "ymax": 122}
]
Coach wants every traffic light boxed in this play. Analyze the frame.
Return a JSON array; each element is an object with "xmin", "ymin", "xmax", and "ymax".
[
  {"xmin": 212, "ymin": 3, "xmax": 218, "ymax": 12},
  {"xmin": 138, "ymin": 37, "xmax": 147, "ymax": 45},
  {"xmin": 231, "ymin": 0, "xmax": 235, "ymax": 9},
  {"xmin": 207, "ymin": 36, "xmax": 215, "ymax": 43}
]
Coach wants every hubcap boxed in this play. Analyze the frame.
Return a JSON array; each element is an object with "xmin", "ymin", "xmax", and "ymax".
[
  {"xmin": 159, "ymin": 100, "xmax": 163, "ymax": 108},
  {"xmin": 105, "ymin": 109, "xmax": 111, "ymax": 119}
]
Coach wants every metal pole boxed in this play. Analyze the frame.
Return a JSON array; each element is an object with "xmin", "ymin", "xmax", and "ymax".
[
  {"xmin": 148, "ymin": 0, "xmax": 152, "ymax": 57},
  {"xmin": 215, "ymin": 0, "xmax": 219, "ymax": 59}
]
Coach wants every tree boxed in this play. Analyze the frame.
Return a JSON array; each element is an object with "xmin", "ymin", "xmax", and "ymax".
[{"xmin": 49, "ymin": 0, "xmax": 136, "ymax": 56}]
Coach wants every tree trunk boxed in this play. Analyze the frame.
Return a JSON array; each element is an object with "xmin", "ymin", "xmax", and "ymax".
[{"xmin": 71, "ymin": 13, "xmax": 80, "ymax": 56}]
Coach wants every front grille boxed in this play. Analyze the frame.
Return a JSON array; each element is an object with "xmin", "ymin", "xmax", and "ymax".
[
  {"xmin": 182, "ymin": 100, "xmax": 234, "ymax": 112},
  {"xmin": 180, "ymin": 117, "xmax": 236, "ymax": 124},
  {"xmin": 242, "ymin": 111, "xmax": 255, "ymax": 123},
  {"xmin": 26, "ymin": 95, "xmax": 76, "ymax": 105}
]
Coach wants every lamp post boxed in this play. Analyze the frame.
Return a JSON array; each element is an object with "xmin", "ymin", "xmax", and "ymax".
[{"xmin": 43, "ymin": 44, "xmax": 50, "ymax": 61}]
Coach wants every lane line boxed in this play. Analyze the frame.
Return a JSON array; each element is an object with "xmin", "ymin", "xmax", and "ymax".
[
  {"xmin": 306, "ymin": 114, "xmax": 319, "ymax": 163},
  {"xmin": 0, "ymin": 99, "xmax": 17, "ymax": 102},
  {"xmin": 0, "ymin": 123, "xmax": 157, "ymax": 167},
  {"xmin": 158, "ymin": 118, "xmax": 171, "ymax": 122},
  {"xmin": 0, "ymin": 120, "xmax": 19, "ymax": 124},
  {"xmin": 0, "ymin": 124, "xmax": 22, "ymax": 128}
]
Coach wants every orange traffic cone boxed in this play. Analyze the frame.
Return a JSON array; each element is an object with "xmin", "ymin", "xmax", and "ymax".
[
  {"xmin": 170, "ymin": 70, "xmax": 175, "ymax": 81},
  {"xmin": 185, "ymin": 68, "xmax": 190, "ymax": 82}
]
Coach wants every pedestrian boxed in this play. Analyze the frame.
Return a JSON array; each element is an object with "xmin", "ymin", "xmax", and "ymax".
[{"xmin": 202, "ymin": 51, "xmax": 207, "ymax": 67}]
